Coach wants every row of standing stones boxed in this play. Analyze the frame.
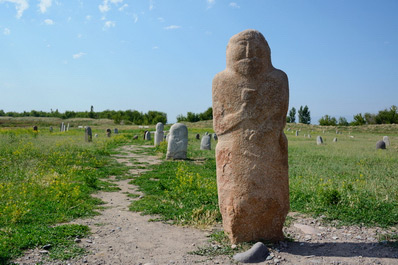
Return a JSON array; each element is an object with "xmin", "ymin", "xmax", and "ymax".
[{"xmin": 290, "ymin": 128, "xmax": 392, "ymax": 149}]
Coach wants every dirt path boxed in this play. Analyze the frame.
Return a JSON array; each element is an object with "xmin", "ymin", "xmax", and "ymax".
[
  {"xmin": 13, "ymin": 144, "xmax": 398, "ymax": 265},
  {"xmin": 14, "ymin": 145, "xmax": 232, "ymax": 265}
]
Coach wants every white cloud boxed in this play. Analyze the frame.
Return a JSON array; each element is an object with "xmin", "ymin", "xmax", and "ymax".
[
  {"xmin": 99, "ymin": 0, "xmax": 123, "ymax": 13},
  {"xmin": 44, "ymin": 18, "xmax": 54, "ymax": 25},
  {"xmin": 164, "ymin": 25, "xmax": 181, "ymax": 30},
  {"xmin": 103, "ymin": 20, "xmax": 116, "ymax": 30},
  {"xmin": 73, "ymin": 52, "xmax": 86, "ymax": 59},
  {"xmin": 118, "ymin": 3, "xmax": 127, "ymax": 11},
  {"xmin": 3, "ymin": 28, "xmax": 10, "ymax": 35},
  {"xmin": 157, "ymin": 17, "xmax": 164, "ymax": 23},
  {"xmin": 133, "ymin": 13, "xmax": 138, "ymax": 23},
  {"xmin": 38, "ymin": 0, "xmax": 52, "ymax": 13},
  {"xmin": 229, "ymin": 2, "xmax": 240, "ymax": 8},
  {"xmin": 206, "ymin": 0, "xmax": 215, "ymax": 9},
  {"xmin": 152, "ymin": 46, "xmax": 159, "ymax": 49},
  {"xmin": 0, "ymin": 0, "xmax": 29, "ymax": 19},
  {"xmin": 86, "ymin": 15, "xmax": 92, "ymax": 21},
  {"xmin": 149, "ymin": 0, "xmax": 154, "ymax": 10}
]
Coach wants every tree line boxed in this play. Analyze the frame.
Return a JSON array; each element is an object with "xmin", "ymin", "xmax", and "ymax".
[
  {"xmin": 176, "ymin": 107, "xmax": 213, "ymax": 123},
  {"xmin": 0, "ymin": 106, "xmax": 167, "ymax": 125},
  {"xmin": 319, "ymin": 105, "xmax": 398, "ymax": 126}
]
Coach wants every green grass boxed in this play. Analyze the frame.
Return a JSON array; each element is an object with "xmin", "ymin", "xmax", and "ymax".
[
  {"xmin": 130, "ymin": 124, "xmax": 398, "ymax": 230},
  {"xmin": 288, "ymin": 129, "xmax": 398, "ymax": 227},
  {"xmin": 0, "ymin": 128, "xmax": 131, "ymax": 263},
  {"xmin": 2, "ymin": 122, "xmax": 397, "ymax": 262}
]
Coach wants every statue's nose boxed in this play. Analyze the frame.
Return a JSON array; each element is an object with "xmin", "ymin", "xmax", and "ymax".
[{"xmin": 246, "ymin": 42, "xmax": 254, "ymax": 58}]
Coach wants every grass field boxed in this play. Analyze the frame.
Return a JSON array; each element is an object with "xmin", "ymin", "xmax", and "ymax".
[
  {"xmin": 0, "ymin": 126, "xmax": 134, "ymax": 263},
  {"xmin": 1, "ymin": 118, "xmax": 397, "ymax": 263}
]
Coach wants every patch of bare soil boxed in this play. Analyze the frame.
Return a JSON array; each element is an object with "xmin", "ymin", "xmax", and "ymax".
[{"xmin": 13, "ymin": 144, "xmax": 398, "ymax": 265}]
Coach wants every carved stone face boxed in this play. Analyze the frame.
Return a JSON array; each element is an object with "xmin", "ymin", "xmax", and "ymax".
[{"xmin": 226, "ymin": 30, "xmax": 271, "ymax": 76}]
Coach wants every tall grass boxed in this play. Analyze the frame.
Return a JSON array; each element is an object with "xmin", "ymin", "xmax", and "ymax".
[{"xmin": 0, "ymin": 128, "xmax": 130, "ymax": 262}]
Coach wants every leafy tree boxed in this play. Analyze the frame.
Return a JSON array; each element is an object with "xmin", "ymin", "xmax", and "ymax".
[
  {"xmin": 338, "ymin": 117, "xmax": 349, "ymax": 126},
  {"xmin": 351, "ymin": 113, "xmax": 366, "ymax": 126},
  {"xmin": 298, "ymin": 105, "xmax": 311, "ymax": 124},
  {"xmin": 375, "ymin": 105, "xmax": 398, "ymax": 124},
  {"xmin": 288, "ymin": 107, "xmax": 296, "ymax": 123},
  {"xmin": 176, "ymin": 114, "xmax": 187, "ymax": 122},
  {"xmin": 198, "ymin": 107, "xmax": 213, "ymax": 121},
  {"xmin": 89, "ymin": 105, "xmax": 96, "ymax": 119},
  {"xmin": 364, "ymin": 113, "xmax": 376, "ymax": 124},
  {"xmin": 319, "ymin": 115, "xmax": 337, "ymax": 126}
]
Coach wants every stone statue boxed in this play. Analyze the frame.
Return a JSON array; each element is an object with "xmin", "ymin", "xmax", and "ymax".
[
  {"xmin": 212, "ymin": 29, "xmax": 289, "ymax": 243},
  {"xmin": 166, "ymin": 123, "xmax": 188, "ymax": 160},
  {"xmin": 154, "ymin": 122, "xmax": 164, "ymax": 146}
]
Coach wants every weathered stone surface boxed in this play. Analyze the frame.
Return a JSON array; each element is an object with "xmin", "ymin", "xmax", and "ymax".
[
  {"xmin": 33, "ymin": 126, "xmax": 38, "ymax": 131},
  {"xmin": 114, "ymin": 128, "xmax": 119, "ymax": 134},
  {"xmin": 213, "ymin": 133, "xmax": 218, "ymax": 141},
  {"xmin": 133, "ymin": 135, "xmax": 138, "ymax": 140},
  {"xmin": 154, "ymin": 122, "xmax": 164, "ymax": 146},
  {"xmin": 212, "ymin": 29, "xmax": 289, "ymax": 244},
  {"xmin": 333, "ymin": 137, "xmax": 338, "ymax": 142},
  {"xmin": 383, "ymin": 136, "xmax": 390, "ymax": 146},
  {"xmin": 166, "ymin": 123, "xmax": 188, "ymax": 160},
  {"xmin": 200, "ymin": 134, "xmax": 211, "ymax": 150},
  {"xmin": 85, "ymin": 126, "xmax": 92, "ymax": 142},
  {"xmin": 195, "ymin": 133, "xmax": 200, "ymax": 140},
  {"xmin": 145, "ymin": 131, "xmax": 151, "ymax": 141},
  {"xmin": 233, "ymin": 242, "xmax": 269, "ymax": 263},
  {"xmin": 317, "ymin": 136, "xmax": 324, "ymax": 145},
  {"xmin": 106, "ymin": 128, "xmax": 111, "ymax": 137},
  {"xmin": 376, "ymin": 140, "xmax": 386, "ymax": 149},
  {"xmin": 295, "ymin": 131, "xmax": 299, "ymax": 136}
]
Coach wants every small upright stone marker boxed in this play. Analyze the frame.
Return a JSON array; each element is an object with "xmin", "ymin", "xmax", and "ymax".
[
  {"xmin": 295, "ymin": 131, "xmax": 299, "ymax": 136},
  {"xmin": 114, "ymin": 128, "xmax": 119, "ymax": 134},
  {"xmin": 49, "ymin": 126, "xmax": 53, "ymax": 133},
  {"xmin": 213, "ymin": 29, "xmax": 289, "ymax": 244},
  {"xmin": 145, "ymin": 131, "xmax": 151, "ymax": 141},
  {"xmin": 333, "ymin": 137, "xmax": 338, "ymax": 142},
  {"xmin": 213, "ymin": 133, "xmax": 218, "ymax": 141},
  {"xmin": 106, "ymin": 128, "xmax": 111, "ymax": 137},
  {"xmin": 308, "ymin": 134, "xmax": 311, "ymax": 138},
  {"xmin": 376, "ymin": 140, "xmax": 386, "ymax": 150},
  {"xmin": 166, "ymin": 123, "xmax": 188, "ymax": 160},
  {"xmin": 200, "ymin": 133, "xmax": 211, "ymax": 150},
  {"xmin": 195, "ymin": 133, "xmax": 200, "ymax": 140},
  {"xmin": 85, "ymin": 126, "xmax": 92, "ymax": 142},
  {"xmin": 33, "ymin": 126, "xmax": 38, "ymax": 131},
  {"xmin": 154, "ymin": 122, "xmax": 164, "ymax": 146},
  {"xmin": 383, "ymin": 136, "xmax": 390, "ymax": 146},
  {"xmin": 317, "ymin": 136, "xmax": 324, "ymax": 145}
]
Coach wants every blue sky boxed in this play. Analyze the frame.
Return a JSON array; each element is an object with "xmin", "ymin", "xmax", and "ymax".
[{"xmin": 0, "ymin": 0, "xmax": 397, "ymax": 123}]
